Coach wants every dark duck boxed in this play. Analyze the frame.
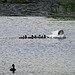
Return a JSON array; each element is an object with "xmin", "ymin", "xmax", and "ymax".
[{"xmin": 10, "ymin": 64, "xmax": 16, "ymax": 73}]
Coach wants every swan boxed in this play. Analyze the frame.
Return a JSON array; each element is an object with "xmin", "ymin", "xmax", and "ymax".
[{"xmin": 46, "ymin": 30, "xmax": 66, "ymax": 39}]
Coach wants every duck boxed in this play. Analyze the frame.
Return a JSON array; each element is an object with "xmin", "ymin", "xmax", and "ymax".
[{"xmin": 10, "ymin": 64, "xmax": 16, "ymax": 73}]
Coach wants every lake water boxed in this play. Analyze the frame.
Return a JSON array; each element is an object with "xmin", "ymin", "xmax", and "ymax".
[
  {"xmin": 0, "ymin": 2, "xmax": 52, "ymax": 16},
  {"xmin": 0, "ymin": 17, "xmax": 75, "ymax": 75}
]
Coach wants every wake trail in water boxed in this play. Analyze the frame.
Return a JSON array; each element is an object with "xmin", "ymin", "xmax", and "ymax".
[{"xmin": 0, "ymin": 37, "xmax": 19, "ymax": 40}]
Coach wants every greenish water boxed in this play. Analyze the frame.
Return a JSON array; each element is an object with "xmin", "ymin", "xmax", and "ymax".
[{"xmin": 0, "ymin": 3, "xmax": 75, "ymax": 18}]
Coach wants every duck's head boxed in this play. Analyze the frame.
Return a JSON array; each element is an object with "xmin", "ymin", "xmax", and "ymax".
[{"xmin": 12, "ymin": 64, "xmax": 15, "ymax": 67}]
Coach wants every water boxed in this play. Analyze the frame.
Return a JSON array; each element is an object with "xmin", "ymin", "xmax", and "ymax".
[
  {"xmin": 0, "ymin": 2, "xmax": 51, "ymax": 16},
  {"xmin": 0, "ymin": 17, "xmax": 75, "ymax": 75}
]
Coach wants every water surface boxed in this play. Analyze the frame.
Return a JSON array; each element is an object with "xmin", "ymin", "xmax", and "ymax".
[{"xmin": 0, "ymin": 17, "xmax": 75, "ymax": 75}]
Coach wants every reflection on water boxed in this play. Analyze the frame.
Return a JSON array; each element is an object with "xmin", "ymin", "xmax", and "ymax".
[
  {"xmin": 0, "ymin": 2, "xmax": 51, "ymax": 16},
  {"xmin": 0, "ymin": 17, "xmax": 75, "ymax": 75}
]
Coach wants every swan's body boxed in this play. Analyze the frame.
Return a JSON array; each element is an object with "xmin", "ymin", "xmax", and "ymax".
[{"xmin": 47, "ymin": 30, "xmax": 66, "ymax": 39}]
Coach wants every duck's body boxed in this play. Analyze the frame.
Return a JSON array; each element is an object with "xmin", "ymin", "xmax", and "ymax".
[{"xmin": 10, "ymin": 64, "xmax": 16, "ymax": 73}]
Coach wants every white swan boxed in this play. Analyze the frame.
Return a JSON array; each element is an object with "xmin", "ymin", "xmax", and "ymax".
[{"xmin": 46, "ymin": 30, "xmax": 66, "ymax": 39}]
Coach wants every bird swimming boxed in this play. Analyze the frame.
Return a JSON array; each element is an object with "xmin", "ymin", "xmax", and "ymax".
[{"xmin": 10, "ymin": 64, "xmax": 16, "ymax": 73}]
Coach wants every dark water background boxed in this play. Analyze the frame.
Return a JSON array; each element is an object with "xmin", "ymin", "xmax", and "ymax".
[{"xmin": 0, "ymin": 2, "xmax": 55, "ymax": 16}]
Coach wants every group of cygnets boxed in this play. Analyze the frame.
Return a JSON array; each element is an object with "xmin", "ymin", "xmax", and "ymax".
[{"xmin": 19, "ymin": 35, "xmax": 46, "ymax": 39}]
